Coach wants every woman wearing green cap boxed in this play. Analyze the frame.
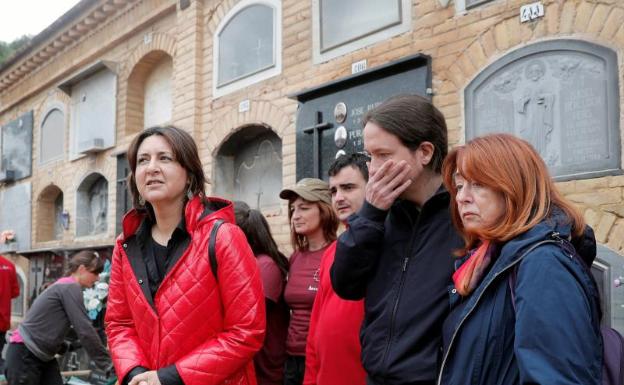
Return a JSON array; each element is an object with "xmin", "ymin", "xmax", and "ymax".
[{"xmin": 280, "ymin": 178, "xmax": 339, "ymax": 385}]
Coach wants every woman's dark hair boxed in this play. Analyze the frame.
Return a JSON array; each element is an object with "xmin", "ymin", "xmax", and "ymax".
[
  {"xmin": 234, "ymin": 201, "xmax": 289, "ymax": 276},
  {"xmin": 67, "ymin": 250, "xmax": 104, "ymax": 275},
  {"xmin": 126, "ymin": 125, "xmax": 207, "ymax": 214},
  {"xmin": 363, "ymin": 94, "xmax": 448, "ymax": 173}
]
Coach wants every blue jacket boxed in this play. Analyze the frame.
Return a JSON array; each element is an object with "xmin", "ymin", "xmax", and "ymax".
[
  {"xmin": 331, "ymin": 189, "xmax": 463, "ymax": 384},
  {"xmin": 438, "ymin": 211, "xmax": 603, "ymax": 385}
]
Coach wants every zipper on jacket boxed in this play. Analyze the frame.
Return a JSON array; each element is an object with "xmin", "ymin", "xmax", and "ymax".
[
  {"xmin": 380, "ymin": 206, "xmax": 420, "ymax": 373},
  {"xmin": 436, "ymin": 238, "xmax": 558, "ymax": 385}
]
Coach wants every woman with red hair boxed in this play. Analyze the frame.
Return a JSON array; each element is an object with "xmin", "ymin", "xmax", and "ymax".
[{"xmin": 438, "ymin": 133, "xmax": 602, "ymax": 385}]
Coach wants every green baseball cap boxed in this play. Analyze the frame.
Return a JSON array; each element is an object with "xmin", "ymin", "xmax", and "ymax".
[{"xmin": 279, "ymin": 178, "xmax": 331, "ymax": 205}]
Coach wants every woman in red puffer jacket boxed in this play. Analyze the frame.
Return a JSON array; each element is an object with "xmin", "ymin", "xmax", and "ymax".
[{"xmin": 105, "ymin": 126, "xmax": 265, "ymax": 385}]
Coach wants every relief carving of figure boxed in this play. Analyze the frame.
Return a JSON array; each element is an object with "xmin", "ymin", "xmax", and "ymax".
[{"xmin": 516, "ymin": 60, "xmax": 554, "ymax": 158}]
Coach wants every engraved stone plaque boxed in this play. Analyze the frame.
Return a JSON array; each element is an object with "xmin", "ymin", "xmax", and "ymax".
[{"xmin": 465, "ymin": 40, "xmax": 620, "ymax": 180}]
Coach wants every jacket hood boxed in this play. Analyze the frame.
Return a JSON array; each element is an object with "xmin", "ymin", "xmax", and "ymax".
[
  {"xmin": 120, "ymin": 195, "xmax": 234, "ymax": 239},
  {"xmin": 497, "ymin": 206, "xmax": 596, "ymax": 268}
]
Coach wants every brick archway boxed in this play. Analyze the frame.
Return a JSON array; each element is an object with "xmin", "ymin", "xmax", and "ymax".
[
  {"xmin": 205, "ymin": 100, "xmax": 294, "ymax": 193},
  {"xmin": 120, "ymin": 33, "xmax": 177, "ymax": 137}
]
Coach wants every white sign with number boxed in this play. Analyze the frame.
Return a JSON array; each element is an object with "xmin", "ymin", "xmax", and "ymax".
[
  {"xmin": 520, "ymin": 2, "xmax": 545, "ymax": 23},
  {"xmin": 351, "ymin": 60, "xmax": 367, "ymax": 74}
]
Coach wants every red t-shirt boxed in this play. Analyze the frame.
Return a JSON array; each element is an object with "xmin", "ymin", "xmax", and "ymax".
[
  {"xmin": 303, "ymin": 242, "xmax": 366, "ymax": 385},
  {"xmin": 0, "ymin": 255, "xmax": 19, "ymax": 332},
  {"xmin": 284, "ymin": 245, "xmax": 328, "ymax": 356},
  {"xmin": 255, "ymin": 255, "xmax": 289, "ymax": 385}
]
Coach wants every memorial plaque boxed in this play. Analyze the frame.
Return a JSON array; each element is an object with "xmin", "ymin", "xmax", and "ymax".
[
  {"xmin": 0, "ymin": 182, "xmax": 32, "ymax": 253},
  {"xmin": 291, "ymin": 54, "xmax": 431, "ymax": 180},
  {"xmin": 466, "ymin": 40, "xmax": 620, "ymax": 180},
  {"xmin": 1, "ymin": 111, "xmax": 33, "ymax": 180}
]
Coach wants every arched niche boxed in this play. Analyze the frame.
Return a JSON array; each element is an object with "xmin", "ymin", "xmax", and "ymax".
[
  {"xmin": 214, "ymin": 125, "xmax": 282, "ymax": 211},
  {"xmin": 40, "ymin": 108, "xmax": 65, "ymax": 164},
  {"xmin": 36, "ymin": 185, "xmax": 64, "ymax": 242},
  {"xmin": 213, "ymin": 0, "xmax": 282, "ymax": 97},
  {"xmin": 76, "ymin": 173, "xmax": 108, "ymax": 237},
  {"xmin": 126, "ymin": 51, "xmax": 174, "ymax": 134}
]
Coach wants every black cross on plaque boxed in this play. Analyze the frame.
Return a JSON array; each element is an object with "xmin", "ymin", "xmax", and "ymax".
[{"xmin": 302, "ymin": 111, "xmax": 333, "ymax": 178}]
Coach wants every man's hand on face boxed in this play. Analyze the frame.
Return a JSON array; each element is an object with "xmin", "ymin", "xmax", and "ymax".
[{"xmin": 366, "ymin": 160, "xmax": 412, "ymax": 211}]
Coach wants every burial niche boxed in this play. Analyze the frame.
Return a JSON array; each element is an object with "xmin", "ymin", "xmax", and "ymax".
[
  {"xmin": 36, "ymin": 185, "xmax": 64, "ymax": 242},
  {"xmin": 214, "ymin": 125, "xmax": 282, "ymax": 211},
  {"xmin": 76, "ymin": 174, "xmax": 108, "ymax": 237}
]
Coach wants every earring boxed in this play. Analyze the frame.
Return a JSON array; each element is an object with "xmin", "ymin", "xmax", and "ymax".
[
  {"xmin": 138, "ymin": 196, "xmax": 145, "ymax": 206},
  {"xmin": 186, "ymin": 187, "xmax": 193, "ymax": 200}
]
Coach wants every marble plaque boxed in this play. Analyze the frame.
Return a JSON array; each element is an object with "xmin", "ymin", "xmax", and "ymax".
[
  {"xmin": 0, "ymin": 182, "xmax": 32, "ymax": 253},
  {"xmin": 465, "ymin": 40, "xmax": 620, "ymax": 180},
  {"xmin": 293, "ymin": 54, "xmax": 430, "ymax": 180},
  {"xmin": 1, "ymin": 111, "xmax": 33, "ymax": 180}
]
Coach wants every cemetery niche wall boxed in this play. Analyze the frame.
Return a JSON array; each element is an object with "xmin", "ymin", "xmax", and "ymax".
[
  {"xmin": 292, "ymin": 54, "xmax": 431, "ymax": 180},
  {"xmin": 465, "ymin": 39, "xmax": 620, "ymax": 181}
]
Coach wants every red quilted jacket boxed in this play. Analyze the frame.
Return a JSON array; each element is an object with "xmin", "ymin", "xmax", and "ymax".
[{"xmin": 105, "ymin": 196, "xmax": 266, "ymax": 385}]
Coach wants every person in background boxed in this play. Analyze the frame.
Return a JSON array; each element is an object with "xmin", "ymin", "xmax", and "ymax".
[
  {"xmin": 105, "ymin": 125, "xmax": 265, "ymax": 385},
  {"xmin": 234, "ymin": 201, "xmax": 290, "ymax": 385},
  {"xmin": 279, "ymin": 179, "xmax": 339, "ymax": 385},
  {"xmin": 438, "ymin": 133, "xmax": 602, "ymax": 385},
  {"xmin": 0, "ymin": 232, "xmax": 19, "ymax": 371},
  {"xmin": 5, "ymin": 250, "xmax": 111, "ymax": 385},
  {"xmin": 303, "ymin": 153, "xmax": 368, "ymax": 385},
  {"xmin": 330, "ymin": 95, "xmax": 463, "ymax": 385}
]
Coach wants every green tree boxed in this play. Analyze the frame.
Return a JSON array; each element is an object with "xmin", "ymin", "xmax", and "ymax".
[{"xmin": 0, "ymin": 35, "xmax": 32, "ymax": 66}]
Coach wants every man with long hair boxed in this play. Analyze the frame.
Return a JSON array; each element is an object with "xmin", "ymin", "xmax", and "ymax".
[{"xmin": 330, "ymin": 95, "xmax": 463, "ymax": 385}]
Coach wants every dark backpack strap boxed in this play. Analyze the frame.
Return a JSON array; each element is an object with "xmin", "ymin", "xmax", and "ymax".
[{"xmin": 209, "ymin": 219, "xmax": 225, "ymax": 281}]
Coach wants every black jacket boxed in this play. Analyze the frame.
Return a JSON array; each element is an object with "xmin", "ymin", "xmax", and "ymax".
[{"xmin": 330, "ymin": 188, "xmax": 463, "ymax": 385}]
